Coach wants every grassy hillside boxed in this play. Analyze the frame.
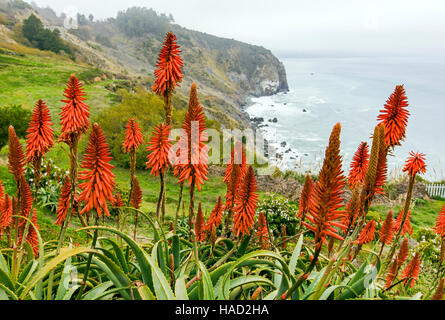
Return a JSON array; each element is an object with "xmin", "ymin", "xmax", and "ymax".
[
  {"xmin": 0, "ymin": 1, "xmax": 289, "ymax": 131},
  {"xmin": 0, "ymin": 49, "xmax": 118, "ymax": 119}
]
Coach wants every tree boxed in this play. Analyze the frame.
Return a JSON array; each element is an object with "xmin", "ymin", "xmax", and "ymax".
[
  {"xmin": 22, "ymin": 14, "xmax": 73, "ymax": 55},
  {"xmin": 77, "ymin": 13, "xmax": 87, "ymax": 26},
  {"xmin": 115, "ymin": 7, "xmax": 171, "ymax": 38},
  {"xmin": 22, "ymin": 14, "xmax": 43, "ymax": 45},
  {"xmin": 0, "ymin": 105, "xmax": 32, "ymax": 150}
]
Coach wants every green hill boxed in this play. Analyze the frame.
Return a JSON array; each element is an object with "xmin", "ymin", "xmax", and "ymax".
[{"xmin": 0, "ymin": 0, "xmax": 289, "ymax": 130}]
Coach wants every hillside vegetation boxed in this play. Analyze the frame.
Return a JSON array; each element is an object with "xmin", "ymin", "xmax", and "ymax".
[{"xmin": 0, "ymin": 0, "xmax": 289, "ymax": 130}]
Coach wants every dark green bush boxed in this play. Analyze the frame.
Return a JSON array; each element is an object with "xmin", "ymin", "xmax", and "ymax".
[
  {"xmin": 414, "ymin": 228, "xmax": 441, "ymax": 263},
  {"xmin": 0, "ymin": 104, "xmax": 31, "ymax": 150},
  {"xmin": 22, "ymin": 14, "xmax": 72, "ymax": 56}
]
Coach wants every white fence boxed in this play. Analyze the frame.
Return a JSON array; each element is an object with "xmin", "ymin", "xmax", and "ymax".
[{"xmin": 425, "ymin": 184, "xmax": 445, "ymax": 198}]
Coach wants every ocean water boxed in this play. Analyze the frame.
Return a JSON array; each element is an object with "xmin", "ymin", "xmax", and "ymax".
[{"xmin": 246, "ymin": 56, "xmax": 445, "ymax": 181}]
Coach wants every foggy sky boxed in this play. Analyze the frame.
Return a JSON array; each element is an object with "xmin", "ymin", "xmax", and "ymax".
[{"xmin": 25, "ymin": 0, "xmax": 445, "ymax": 58}]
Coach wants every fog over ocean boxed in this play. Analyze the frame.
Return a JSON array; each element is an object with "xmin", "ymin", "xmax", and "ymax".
[{"xmin": 247, "ymin": 56, "xmax": 445, "ymax": 181}]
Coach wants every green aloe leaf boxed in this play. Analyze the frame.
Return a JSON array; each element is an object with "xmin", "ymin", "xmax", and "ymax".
[
  {"xmin": 19, "ymin": 247, "xmax": 97, "ymax": 300},
  {"xmin": 83, "ymin": 281, "xmax": 114, "ymax": 300},
  {"xmin": 289, "ymin": 235, "xmax": 304, "ymax": 275},
  {"xmin": 77, "ymin": 226, "xmax": 175, "ymax": 300}
]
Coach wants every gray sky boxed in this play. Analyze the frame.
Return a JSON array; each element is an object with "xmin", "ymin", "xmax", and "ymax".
[{"xmin": 26, "ymin": 0, "xmax": 445, "ymax": 58}]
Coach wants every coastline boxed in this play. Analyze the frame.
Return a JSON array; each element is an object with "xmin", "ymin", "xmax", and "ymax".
[{"xmin": 245, "ymin": 91, "xmax": 312, "ymax": 174}]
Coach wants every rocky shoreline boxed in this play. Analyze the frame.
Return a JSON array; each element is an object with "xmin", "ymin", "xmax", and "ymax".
[{"xmin": 247, "ymin": 96, "xmax": 305, "ymax": 168}]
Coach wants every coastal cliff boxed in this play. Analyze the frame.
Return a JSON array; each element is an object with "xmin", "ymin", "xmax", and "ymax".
[{"xmin": 0, "ymin": 1, "xmax": 289, "ymax": 129}]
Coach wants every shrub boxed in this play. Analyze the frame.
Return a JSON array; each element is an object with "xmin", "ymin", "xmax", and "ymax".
[
  {"xmin": 414, "ymin": 229, "xmax": 442, "ymax": 263},
  {"xmin": 68, "ymin": 27, "xmax": 91, "ymax": 41},
  {"xmin": 95, "ymin": 87, "xmax": 185, "ymax": 169},
  {"xmin": 258, "ymin": 196, "xmax": 298, "ymax": 238},
  {"xmin": 0, "ymin": 13, "xmax": 8, "ymax": 25},
  {"xmin": 0, "ymin": 104, "xmax": 32, "ymax": 150},
  {"xmin": 414, "ymin": 227, "xmax": 437, "ymax": 242},
  {"xmin": 24, "ymin": 160, "xmax": 69, "ymax": 214},
  {"xmin": 95, "ymin": 34, "xmax": 115, "ymax": 48},
  {"xmin": 77, "ymin": 68, "xmax": 104, "ymax": 83}
]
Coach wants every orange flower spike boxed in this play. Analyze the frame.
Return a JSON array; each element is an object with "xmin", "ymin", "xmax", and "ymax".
[
  {"xmin": 341, "ymin": 185, "xmax": 360, "ymax": 232},
  {"xmin": 27, "ymin": 208, "xmax": 40, "ymax": 257},
  {"xmin": 224, "ymin": 142, "xmax": 248, "ymax": 210},
  {"xmin": 233, "ymin": 166, "xmax": 259, "ymax": 237},
  {"xmin": 303, "ymin": 123, "xmax": 346, "ymax": 248},
  {"xmin": 78, "ymin": 123, "xmax": 115, "ymax": 217},
  {"xmin": 432, "ymin": 278, "xmax": 444, "ymax": 300},
  {"xmin": 55, "ymin": 177, "xmax": 72, "ymax": 226},
  {"xmin": 59, "ymin": 74, "xmax": 90, "ymax": 135},
  {"xmin": 123, "ymin": 118, "xmax": 144, "ymax": 154},
  {"xmin": 395, "ymin": 210, "xmax": 413, "ymax": 236},
  {"xmin": 434, "ymin": 204, "xmax": 445, "ymax": 238},
  {"xmin": 379, "ymin": 211, "xmax": 395, "ymax": 245},
  {"xmin": 298, "ymin": 173, "xmax": 314, "ymax": 220},
  {"xmin": 25, "ymin": 99, "xmax": 54, "ymax": 163},
  {"xmin": 177, "ymin": 83, "xmax": 209, "ymax": 191},
  {"xmin": 130, "ymin": 177, "xmax": 143, "ymax": 210},
  {"xmin": 0, "ymin": 194, "xmax": 13, "ymax": 230},
  {"xmin": 374, "ymin": 125, "xmax": 388, "ymax": 195},
  {"xmin": 355, "ymin": 220, "xmax": 376, "ymax": 245},
  {"xmin": 400, "ymin": 252, "xmax": 421, "ymax": 288},
  {"xmin": 195, "ymin": 202, "xmax": 205, "ymax": 242},
  {"xmin": 257, "ymin": 211, "xmax": 270, "ymax": 249},
  {"xmin": 205, "ymin": 196, "xmax": 223, "ymax": 231},
  {"xmin": 146, "ymin": 123, "xmax": 173, "ymax": 177},
  {"xmin": 223, "ymin": 141, "xmax": 247, "ymax": 184},
  {"xmin": 385, "ymin": 259, "xmax": 399, "ymax": 288},
  {"xmin": 19, "ymin": 175, "xmax": 33, "ymax": 218},
  {"xmin": 348, "ymin": 142, "xmax": 369, "ymax": 187},
  {"xmin": 152, "ymin": 32, "xmax": 184, "ymax": 96},
  {"xmin": 397, "ymin": 237, "xmax": 410, "ymax": 265},
  {"xmin": 18, "ymin": 208, "xmax": 40, "ymax": 257},
  {"xmin": 402, "ymin": 151, "xmax": 427, "ymax": 178},
  {"xmin": 11, "ymin": 196, "xmax": 17, "ymax": 216},
  {"xmin": 8, "ymin": 126, "xmax": 26, "ymax": 182},
  {"xmin": 0, "ymin": 182, "xmax": 3, "ymax": 203},
  {"xmin": 377, "ymin": 85, "xmax": 410, "ymax": 149},
  {"xmin": 112, "ymin": 193, "xmax": 124, "ymax": 209}
]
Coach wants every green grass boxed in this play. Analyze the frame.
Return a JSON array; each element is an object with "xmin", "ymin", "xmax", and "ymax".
[
  {"xmin": 369, "ymin": 199, "xmax": 445, "ymax": 232},
  {"xmin": 0, "ymin": 52, "xmax": 119, "ymax": 125}
]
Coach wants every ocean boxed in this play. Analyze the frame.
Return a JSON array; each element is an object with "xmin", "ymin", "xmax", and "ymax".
[{"xmin": 246, "ymin": 56, "xmax": 445, "ymax": 181}]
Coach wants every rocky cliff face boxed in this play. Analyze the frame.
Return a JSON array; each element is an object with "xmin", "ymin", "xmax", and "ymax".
[{"xmin": 6, "ymin": 2, "xmax": 289, "ymax": 129}]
